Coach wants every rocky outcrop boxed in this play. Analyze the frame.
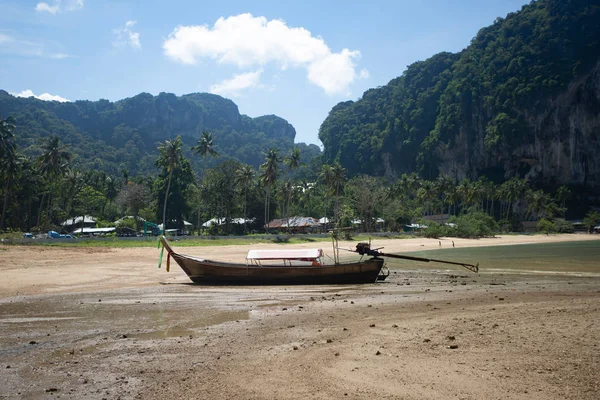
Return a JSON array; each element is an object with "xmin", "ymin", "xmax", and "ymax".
[
  {"xmin": 436, "ymin": 61, "xmax": 600, "ymax": 189},
  {"xmin": 0, "ymin": 90, "xmax": 316, "ymax": 176}
]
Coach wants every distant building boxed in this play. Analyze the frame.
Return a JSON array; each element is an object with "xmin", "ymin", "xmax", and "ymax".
[
  {"xmin": 61, "ymin": 215, "xmax": 96, "ymax": 232},
  {"xmin": 519, "ymin": 221, "xmax": 538, "ymax": 233},
  {"xmin": 265, "ymin": 217, "xmax": 320, "ymax": 233},
  {"xmin": 422, "ymin": 214, "xmax": 451, "ymax": 225}
]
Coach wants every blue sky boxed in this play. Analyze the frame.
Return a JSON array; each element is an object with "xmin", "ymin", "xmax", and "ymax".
[{"xmin": 0, "ymin": 0, "xmax": 528, "ymax": 146}]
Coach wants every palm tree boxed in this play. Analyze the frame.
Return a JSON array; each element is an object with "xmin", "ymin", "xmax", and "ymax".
[
  {"xmin": 318, "ymin": 163, "xmax": 346, "ymax": 227},
  {"xmin": 0, "ymin": 116, "xmax": 16, "ymax": 161},
  {"xmin": 63, "ymin": 169, "xmax": 84, "ymax": 227},
  {"xmin": 318, "ymin": 164, "xmax": 333, "ymax": 222},
  {"xmin": 0, "ymin": 116, "xmax": 18, "ymax": 230},
  {"xmin": 456, "ymin": 179, "xmax": 473, "ymax": 212},
  {"xmin": 191, "ymin": 131, "xmax": 220, "ymax": 176},
  {"xmin": 284, "ymin": 147, "xmax": 302, "ymax": 174},
  {"xmin": 259, "ymin": 148, "xmax": 280, "ymax": 233},
  {"xmin": 235, "ymin": 164, "xmax": 254, "ymax": 233},
  {"xmin": 156, "ymin": 136, "xmax": 184, "ymax": 233},
  {"xmin": 417, "ymin": 180, "xmax": 435, "ymax": 216},
  {"xmin": 0, "ymin": 153, "xmax": 24, "ymax": 231},
  {"xmin": 555, "ymin": 185, "xmax": 571, "ymax": 218},
  {"xmin": 298, "ymin": 179, "xmax": 314, "ymax": 216},
  {"xmin": 36, "ymin": 135, "xmax": 72, "ymax": 227},
  {"xmin": 583, "ymin": 211, "xmax": 600, "ymax": 233},
  {"xmin": 283, "ymin": 147, "xmax": 302, "ymax": 229}
]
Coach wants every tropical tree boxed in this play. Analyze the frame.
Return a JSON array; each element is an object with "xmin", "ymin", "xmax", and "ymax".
[
  {"xmin": 0, "ymin": 154, "xmax": 24, "ymax": 230},
  {"xmin": 62, "ymin": 169, "xmax": 84, "ymax": 225},
  {"xmin": 36, "ymin": 135, "xmax": 72, "ymax": 227},
  {"xmin": 555, "ymin": 185, "xmax": 571, "ymax": 218},
  {"xmin": 278, "ymin": 179, "xmax": 294, "ymax": 232},
  {"xmin": 115, "ymin": 182, "xmax": 151, "ymax": 230},
  {"xmin": 526, "ymin": 189, "xmax": 554, "ymax": 219},
  {"xmin": 235, "ymin": 164, "xmax": 254, "ymax": 233},
  {"xmin": 583, "ymin": 211, "xmax": 600, "ymax": 234},
  {"xmin": 283, "ymin": 147, "xmax": 302, "ymax": 227},
  {"xmin": 156, "ymin": 136, "xmax": 184, "ymax": 232},
  {"xmin": 259, "ymin": 148, "xmax": 280, "ymax": 233},
  {"xmin": 0, "ymin": 116, "xmax": 16, "ymax": 161},
  {"xmin": 284, "ymin": 147, "xmax": 302, "ymax": 175},
  {"xmin": 346, "ymin": 175, "xmax": 383, "ymax": 232},
  {"xmin": 191, "ymin": 131, "xmax": 220, "ymax": 175},
  {"xmin": 318, "ymin": 163, "xmax": 347, "ymax": 226}
]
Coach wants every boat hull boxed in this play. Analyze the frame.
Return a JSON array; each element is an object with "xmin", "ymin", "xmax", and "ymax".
[{"xmin": 171, "ymin": 253, "xmax": 385, "ymax": 285}]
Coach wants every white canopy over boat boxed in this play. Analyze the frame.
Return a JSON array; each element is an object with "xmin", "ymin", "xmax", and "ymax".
[{"xmin": 247, "ymin": 249, "xmax": 323, "ymax": 260}]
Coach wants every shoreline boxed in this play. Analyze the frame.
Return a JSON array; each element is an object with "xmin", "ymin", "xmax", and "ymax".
[{"xmin": 1, "ymin": 233, "xmax": 599, "ymax": 298}]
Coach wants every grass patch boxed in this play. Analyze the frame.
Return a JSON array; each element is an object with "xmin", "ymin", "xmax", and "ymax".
[{"xmin": 4, "ymin": 233, "xmax": 410, "ymax": 248}]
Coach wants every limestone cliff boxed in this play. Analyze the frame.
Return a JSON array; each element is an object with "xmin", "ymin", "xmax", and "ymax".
[
  {"xmin": 0, "ymin": 90, "xmax": 316, "ymax": 176},
  {"xmin": 319, "ymin": 0, "xmax": 600, "ymax": 193}
]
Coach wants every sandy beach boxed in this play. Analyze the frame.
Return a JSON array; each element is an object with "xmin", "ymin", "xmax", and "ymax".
[{"xmin": 1, "ymin": 234, "xmax": 599, "ymax": 399}]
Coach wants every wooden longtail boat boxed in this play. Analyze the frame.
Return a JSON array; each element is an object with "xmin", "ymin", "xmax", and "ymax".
[{"xmin": 158, "ymin": 236, "xmax": 386, "ymax": 285}]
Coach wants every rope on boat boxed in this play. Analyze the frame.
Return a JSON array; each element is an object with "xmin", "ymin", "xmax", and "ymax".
[{"xmin": 157, "ymin": 236, "xmax": 172, "ymax": 272}]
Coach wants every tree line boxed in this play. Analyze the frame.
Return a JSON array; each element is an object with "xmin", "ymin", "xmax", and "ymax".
[{"xmin": 1, "ymin": 116, "xmax": 599, "ymax": 237}]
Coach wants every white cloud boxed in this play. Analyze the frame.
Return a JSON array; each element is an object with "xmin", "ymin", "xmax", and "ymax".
[
  {"xmin": 163, "ymin": 13, "xmax": 368, "ymax": 95},
  {"xmin": 210, "ymin": 70, "xmax": 263, "ymax": 97},
  {"xmin": 35, "ymin": 2, "xmax": 60, "ymax": 14},
  {"xmin": 65, "ymin": 0, "xmax": 84, "ymax": 11},
  {"xmin": 0, "ymin": 33, "xmax": 14, "ymax": 43},
  {"xmin": 12, "ymin": 89, "xmax": 70, "ymax": 102},
  {"xmin": 0, "ymin": 34, "xmax": 72, "ymax": 59},
  {"xmin": 49, "ymin": 52, "xmax": 70, "ymax": 59},
  {"xmin": 35, "ymin": 0, "xmax": 83, "ymax": 14},
  {"xmin": 113, "ymin": 20, "xmax": 141, "ymax": 49}
]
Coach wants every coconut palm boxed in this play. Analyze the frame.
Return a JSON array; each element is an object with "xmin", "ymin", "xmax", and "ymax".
[
  {"xmin": 284, "ymin": 147, "xmax": 302, "ymax": 174},
  {"xmin": 36, "ymin": 135, "xmax": 72, "ymax": 227},
  {"xmin": 283, "ymin": 147, "xmax": 302, "ymax": 229},
  {"xmin": 235, "ymin": 164, "xmax": 254, "ymax": 233},
  {"xmin": 259, "ymin": 148, "xmax": 280, "ymax": 233},
  {"xmin": 320, "ymin": 163, "xmax": 346, "ymax": 228},
  {"xmin": 191, "ymin": 131, "xmax": 220, "ymax": 176},
  {"xmin": 0, "ymin": 116, "xmax": 16, "ymax": 161},
  {"xmin": 555, "ymin": 185, "xmax": 571, "ymax": 218},
  {"xmin": 156, "ymin": 136, "xmax": 184, "ymax": 233},
  {"xmin": 0, "ymin": 153, "xmax": 24, "ymax": 230}
]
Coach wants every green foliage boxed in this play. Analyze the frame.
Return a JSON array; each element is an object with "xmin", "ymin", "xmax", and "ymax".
[
  {"xmin": 319, "ymin": 0, "xmax": 600, "ymax": 183},
  {"xmin": 583, "ymin": 211, "xmax": 600, "ymax": 233},
  {"xmin": 537, "ymin": 218, "xmax": 557, "ymax": 234},
  {"xmin": 116, "ymin": 217, "xmax": 136, "ymax": 230},
  {"xmin": 447, "ymin": 210, "xmax": 499, "ymax": 238},
  {"xmin": 422, "ymin": 221, "xmax": 445, "ymax": 239},
  {"xmin": 0, "ymin": 90, "xmax": 320, "ymax": 177},
  {"xmin": 553, "ymin": 218, "xmax": 574, "ymax": 233}
]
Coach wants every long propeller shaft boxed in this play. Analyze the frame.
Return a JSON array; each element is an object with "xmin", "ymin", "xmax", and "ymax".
[{"xmin": 379, "ymin": 252, "xmax": 479, "ymax": 273}]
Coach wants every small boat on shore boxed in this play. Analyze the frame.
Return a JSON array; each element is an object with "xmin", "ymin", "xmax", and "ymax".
[
  {"xmin": 158, "ymin": 236, "xmax": 386, "ymax": 285},
  {"xmin": 158, "ymin": 237, "xmax": 478, "ymax": 285}
]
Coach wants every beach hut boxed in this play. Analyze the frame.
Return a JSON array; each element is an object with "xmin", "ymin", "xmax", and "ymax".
[
  {"xmin": 265, "ymin": 217, "xmax": 320, "ymax": 234},
  {"xmin": 61, "ymin": 216, "xmax": 96, "ymax": 232}
]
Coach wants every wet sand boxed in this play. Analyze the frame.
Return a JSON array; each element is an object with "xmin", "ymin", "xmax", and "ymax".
[{"xmin": 1, "ymin": 234, "xmax": 599, "ymax": 399}]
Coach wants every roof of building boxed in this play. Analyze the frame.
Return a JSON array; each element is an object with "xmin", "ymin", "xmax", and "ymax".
[
  {"xmin": 71, "ymin": 227, "xmax": 115, "ymax": 234},
  {"xmin": 265, "ymin": 217, "xmax": 319, "ymax": 229},
  {"xmin": 202, "ymin": 217, "xmax": 255, "ymax": 227},
  {"xmin": 61, "ymin": 216, "xmax": 96, "ymax": 226}
]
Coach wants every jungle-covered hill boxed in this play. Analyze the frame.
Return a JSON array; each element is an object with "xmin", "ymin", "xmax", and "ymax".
[
  {"xmin": 319, "ymin": 0, "xmax": 600, "ymax": 193},
  {"xmin": 0, "ymin": 90, "xmax": 321, "ymax": 176}
]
